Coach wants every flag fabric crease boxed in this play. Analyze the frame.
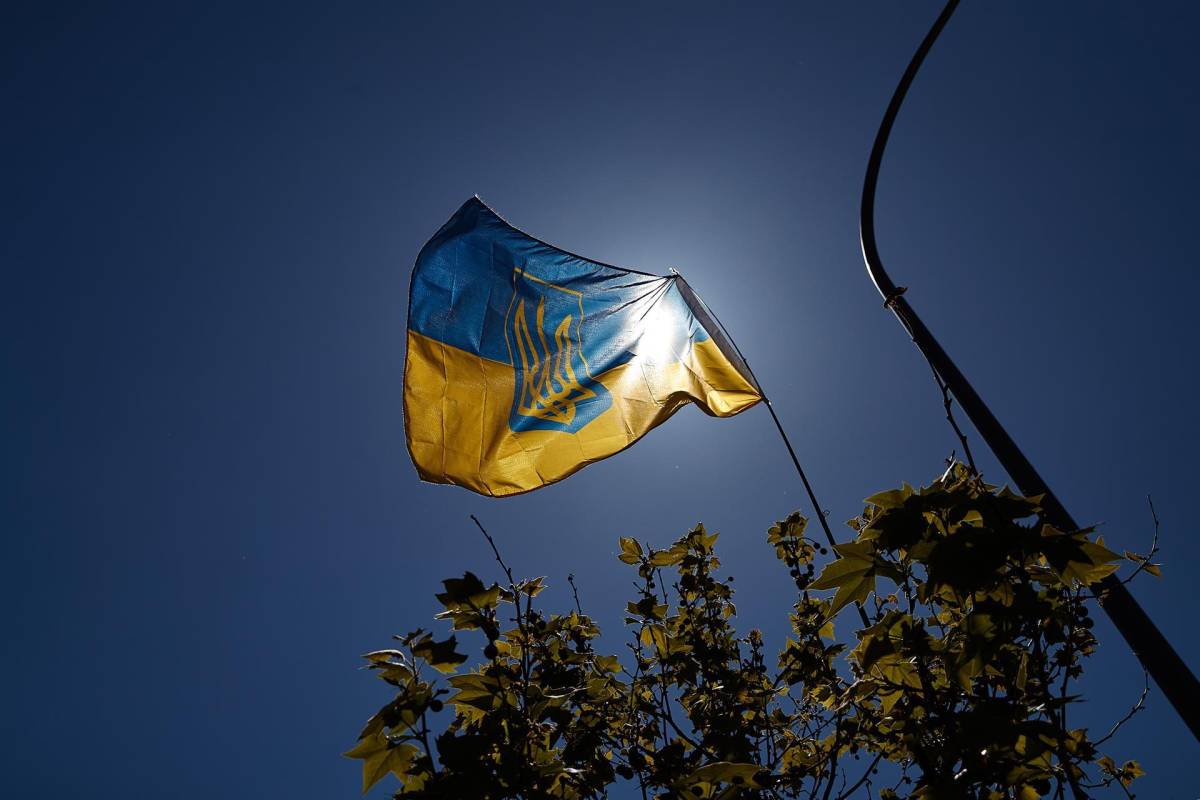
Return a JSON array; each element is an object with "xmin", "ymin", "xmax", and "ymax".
[{"xmin": 404, "ymin": 197, "xmax": 762, "ymax": 496}]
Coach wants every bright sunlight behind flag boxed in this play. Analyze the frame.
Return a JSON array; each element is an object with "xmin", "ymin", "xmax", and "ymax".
[{"xmin": 404, "ymin": 198, "xmax": 762, "ymax": 496}]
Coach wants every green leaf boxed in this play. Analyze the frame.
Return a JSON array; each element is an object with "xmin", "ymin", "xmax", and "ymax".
[
  {"xmin": 809, "ymin": 557, "xmax": 871, "ymax": 590},
  {"xmin": 650, "ymin": 549, "xmax": 683, "ymax": 567},
  {"xmin": 1119, "ymin": 760, "xmax": 1145, "ymax": 785},
  {"xmin": 627, "ymin": 597, "xmax": 668, "ymax": 620},
  {"xmin": 436, "ymin": 572, "xmax": 488, "ymax": 607},
  {"xmin": 447, "ymin": 672, "xmax": 500, "ymax": 714},
  {"xmin": 618, "ymin": 537, "xmax": 643, "ymax": 564},
  {"xmin": 434, "ymin": 572, "xmax": 502, "ymax": 630},
  {"xmin": 640, "ymin": 624, "xmax": 691, "ymax": 656},
  {"xmin": 362, "ymin": 649, "xmax": 407, "ymax": 664},
  {"xmin": 1041, "ymin": 526, "xmax": 1123, "ymax": 585},
  {"xmin": 810, "ymin": 543, "xmax": 880, "ymax": 615},
  {"xmin": 343, "ymin": 732, "xmax": 419, "ymax": 793},
  {"xmin": 594, "ymin": 655, "xmax": 621, "ymax": 673},
  {"xmin": 685, "ymin": 761, "xmax": 764, "ymax": 786},
  {"xmin": 768, "ymin": 512, "xmax": 807, "ymax": 544},
  {"xmin": 518, "ymin": 576, "xmax": 546, "ymax": 596},
  {"xmin": 411, "ymin": 634, "xmax": 467, "ymax": 673},
  {"xmin": 864, "ymin": 484, "xmax": 914, "ymax": 509},
  {"xmin": 362, "ymin": 650, "xmax": 414, "ymax": 685},
  {"xmin": 1125, "ymin": 550, "xmax": 1162, "ymax": 577}
]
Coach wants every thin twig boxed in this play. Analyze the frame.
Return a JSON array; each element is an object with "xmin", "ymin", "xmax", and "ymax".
[
  {"xmin": 1122, "ymin": 495, "xmax": 1161, "ymax": 585},
  {"xmin": 405, "ymin": 643, "xmax": 436, "ymax": 767},
  {"xmin": 468, "ymin": 514, "xmax": 534, "ymax": 763},
  {"xmin": 833, "ymin": 754, "xmax": 882, "ymax": 800},
  {"xmin": 820, "ymin": 730, "xmax": 842, "ymax": 800},
  {"xmin": 1094, "ymin": 671, "xmax": 1150, "ymax": 747},
  {"xmin": 928, "ymin": 361, "xmax": 978, "ymax": 474},
  {"xmin": 567, "ymin": 572, "xmax": 583, "ymax": 615},
  {"xmin": 471, "ymin": 514, "xmax": 515, "ymax": 586}
]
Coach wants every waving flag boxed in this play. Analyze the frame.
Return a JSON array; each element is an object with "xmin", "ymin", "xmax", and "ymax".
[{"xmin": 404, "ymin": 197, "xmax": 762, "ymax": 496}]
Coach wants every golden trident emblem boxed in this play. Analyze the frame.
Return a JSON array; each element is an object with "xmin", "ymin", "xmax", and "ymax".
[{"xmin": 510, "ymin": 274, "xmax": 597, "ymax": 426}]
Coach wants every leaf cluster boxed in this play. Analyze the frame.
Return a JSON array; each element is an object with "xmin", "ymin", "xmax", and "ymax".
[{"xmin": 347, "ymin": 465, "xmax": 1151, "ymax": 799}]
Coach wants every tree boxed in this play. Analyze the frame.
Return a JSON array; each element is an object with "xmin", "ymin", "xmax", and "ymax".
[{"xmin": 347, "ymin": 464, "xmax": 1154, "ymax": 799}]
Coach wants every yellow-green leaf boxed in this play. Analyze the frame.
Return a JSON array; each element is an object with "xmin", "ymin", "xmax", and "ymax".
[
  {"xmin": 811, "ymin": 553, "xmax": 877, "ymax": 615},
  {"xmin": 343, "ymin": 733, "xmax": 419, "ymax": 794},
  {"xmin": 686, "ymin": 761, "xmax": 763, "ymax": 786},
  {"xmin": 411, "ymin": 634, "xmax": 467, "ymax": 673},
  {"xmin": 1121, "ymin": 759, "xmax": 1145, "ymax": 783},
  {"xmin": 618, "ymin": 537, "xmax": 643, "ymax": 564},
  {"xmin": 650, "ymin": 550, "xmax": 683, "ymax": 567}
]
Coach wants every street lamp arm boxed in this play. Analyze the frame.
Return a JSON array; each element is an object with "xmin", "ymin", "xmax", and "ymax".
[{"xmin": 860, "ymin": 0, "xmax": 960, "ymax": 301}]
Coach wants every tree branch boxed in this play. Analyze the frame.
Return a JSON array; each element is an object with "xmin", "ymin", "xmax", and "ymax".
[
  {"xmin": 1094, "ymin": 671, "xmax": 1150, "ymax": 748},
  {"xmin": 834, "ymin": 753, "xmax": 882, "ymax": 800},
  {"xmin": 567, "ymin": 572, "xmax": 584, "ymax": 615},
  {"xmin": 927, "ymin": 360, "xmax": 978, "ymax": 475},
  {"xmin": 1121, "ymin": 495, "xmax": 1161, "ymax": 585}
]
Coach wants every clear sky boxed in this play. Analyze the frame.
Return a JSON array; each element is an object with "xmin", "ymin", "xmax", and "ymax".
[{"xmin": 5, "ymin": 2, "xmax": 1198, "ymax": 796}]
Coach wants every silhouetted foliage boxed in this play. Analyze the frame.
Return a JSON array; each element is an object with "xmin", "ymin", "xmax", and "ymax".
[{"xmin": 348, "ymin": 464, "xmax": 1153, "ymax": 799}]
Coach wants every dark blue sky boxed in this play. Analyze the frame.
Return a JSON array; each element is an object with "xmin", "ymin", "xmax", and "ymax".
[{"xmin": 5, "ymin": 2, "xmax": 1197, "ymax": 796}]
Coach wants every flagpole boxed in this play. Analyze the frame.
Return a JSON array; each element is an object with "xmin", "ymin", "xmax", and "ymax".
[
  {"xmin": 673, "ymin": 273, "xmax": 871, "ymax": 627},
  {"xmin": 860, "ymin": 0, "xmax": 1200, "ymax": 739},
  {"xmin": 761, "ymin": 398, "xmax": 872, "ymax": 627}
]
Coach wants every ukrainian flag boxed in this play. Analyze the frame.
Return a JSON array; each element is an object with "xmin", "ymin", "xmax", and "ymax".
[{"xmin": 404, "ymin": 198, "xmax": 762, "ymax": 496}]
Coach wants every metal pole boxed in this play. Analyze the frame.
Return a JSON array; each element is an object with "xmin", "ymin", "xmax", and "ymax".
[
  {"xmin": 762, "ymin": 398, "xmax": 872, "ymax": 629},
  {"xmin": 860, "ymin": 0, "xmax": 1200, "ymax": 740}
]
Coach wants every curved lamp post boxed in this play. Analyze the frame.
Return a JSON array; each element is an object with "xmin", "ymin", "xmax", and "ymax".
[{"xmin": 860, "ymin": 0, "xmax": 1200, "ymax": 741}]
